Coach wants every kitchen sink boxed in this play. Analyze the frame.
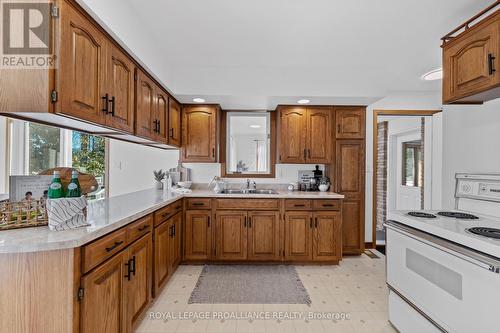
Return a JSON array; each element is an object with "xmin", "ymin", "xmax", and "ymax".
[{"xmin": 220, "ymin": 189, "xmax": 278, "ymax": 194}]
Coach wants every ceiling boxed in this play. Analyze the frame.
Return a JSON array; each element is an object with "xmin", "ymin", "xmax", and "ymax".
[{"xmin": 81, "ymin": 0, "xmax": 492, "ymax": 109}]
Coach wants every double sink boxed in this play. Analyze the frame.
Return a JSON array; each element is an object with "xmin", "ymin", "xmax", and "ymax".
[{"xmin": 220, "ymin": 189, "xmax": 279, "ymax": 195}]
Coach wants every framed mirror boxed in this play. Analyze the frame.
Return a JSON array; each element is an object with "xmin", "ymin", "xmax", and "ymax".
[{"xmin": 220, "ymin": 111, "xmax": 276, "ymax": 178}]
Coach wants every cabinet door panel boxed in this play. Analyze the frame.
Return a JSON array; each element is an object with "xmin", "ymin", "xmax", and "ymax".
[
  {"xmin": 135, "ymin": 71, "xmax": 156, "ymax": 140},
  {"xmin": 335, "ymin": 108, "xmax": 366, "ymax": 139},
  {"xmin": 169, "ymin": 212, "xmax": 182, "ymax": 271},
  {"xmin": 153, "ymin": 220, "xmax": 171, "ymax": 296},
  {"xmin": 341, "ymin": 200, "xmax": 363, "ymax": 255},
  {"xmin": 125, "ymin": 234, "xmax": 152, "ymax": 332},
  {"xmin": 168, "ymin": 98, "xmax": 182, "ymax": 147},
  {"xmin": 155, "ymin": 91, "xmax": 168, "ymax": 143},
  {"xmin": 284, "ymin": 212, "xmax": 312, "ymax": 261},
  {"xmin": 182, "ymin": 106, "xmax": 218, "ymax": 162},
  {"xmin": 59, "ymin": 2, "xmax": 106, "ymax": 124},
  {"xmin": 215, "ymin": 211, "xmax": 247, "ymax": 260},
  {"xmin": 80, "ymin": 253, "xmax": 124, "ymax": 333},
  {"xmin": 313, "ymin": 211, "xmax": 341, "ymax": 261},
  {"xmin": 306, "ymin": 107, "xmax": 332, "ymax": 163},
  {"xmin": 278, "ymin": 107, "xmax": 307, "ymax": 163},
  {"xmin": 106, "ymin": 44, "xmax": 135, "ymax": 132},
  {"xmin": 247, "ymin": 211, "xmax": 280, "ymax": 261},
  {"xmin": 184, "ymin": 210, "xmax": 211, "ymax": 260}
]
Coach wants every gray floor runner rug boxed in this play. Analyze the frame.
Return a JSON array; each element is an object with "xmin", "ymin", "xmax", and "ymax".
[{"xmin": 188, "ymin": 265, "xmax": 311, "ymax": 304}]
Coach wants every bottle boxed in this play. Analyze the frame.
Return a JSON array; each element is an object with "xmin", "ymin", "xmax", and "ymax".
[
  {"xmin": 66, "ymin": 170, "xmax": 81, "ymax": 197},
  {"xmin": 48, "ymin": 171, "xmax": 64, "ymax": 199}
]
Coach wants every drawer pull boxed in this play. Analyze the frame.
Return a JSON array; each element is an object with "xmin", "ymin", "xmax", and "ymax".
[
  {"xmin": 175, "ymin": 205, "xmax": 181, "ymax": 210},
  {"xmin": 322, "ymin": 204, "xmax": 335, "ymax": 207},
  {"xmin": 105, "ymin": 241, "xmax": 123, "ymax": 252},
  {"xmin": 169, "ymin": 225, "xmax": 174, "ymax": 237},
  {"xmin": 138, "ymin": 225, "xmax": 149, "ymax": 232},
  {"xmin": 192, "ymin": 202, "xmax": 205, "ymax": 206},
  {"xmin": 488, "ymin": 53, "xmax": 496, "ymax": 75},
  {"xmin": 294, "ymin": 204, "xmax": 306, "ymax": 207}
]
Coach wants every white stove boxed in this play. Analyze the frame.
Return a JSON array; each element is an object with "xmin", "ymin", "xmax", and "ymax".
[{"xmin": 385, "ymin": 174, "xmax": 500, "ymax": 333}]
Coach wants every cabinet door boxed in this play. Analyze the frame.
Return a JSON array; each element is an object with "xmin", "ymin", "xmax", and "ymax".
[
  {"xmin": 335, "ymin": 108, "xmax": 366, "ymax": 139},
  {"xmin": 284, "ymin": 212, "xmax": 313, "ymax": 261},
  {"xmin": 443, "ymin": 19, "xmax": 499, "ymax": 103},
  {"xmin": 153, "ymin": 220, "xmax": 171, "ymax": 296},
  {"xmin": 181, "ymin": 106, "xmax": 218, "ymax": 162},
  {"xmin": 278, "ymin": 107, "xmax": 307, "ymax": 163},
  {"xmin": 169, "ymin": 212, "xmax": 182, "ymax": 271},
  {"xmin": 184, "ymin": 210, "xmax": 212, "ymax": 260},
  {"xmin": 168, "ymin": 98, "xmax": 182, "ymax": 147},
  {"xmin": 336, "ymin": 140, "xmax": 365, "ymax": 255},
  {"xmin": 105, "ymin": 43, "xmax": 135, "ymax": 133},
  {"xmin": 124, "ymin": 234, "xmax": 152, "ymax": 332},
  {"xmin": 59, "ymin": 2, "xmax": 106, "ymax": 124},
  {"xmin": 135, "ymin": 70, "xmax": 156, "ymax": 140},
  {"xmin": 247, "ymin": 211, "xmax": 281, "ymax": 261},
  {"xmin": 80, "ymin": 253, "xmax": 125, "ymax": 333},
  {"xmin": 155, "ymin": 90, "xmax": 168, "ymax": 143},
  {"xmin": 215, "ymin": 211, "xmax": 247, "ymax": 260},
  {"xmin": 313, "ymin": 211, "xmax": 341, "ymax": 261},
  {"xmin": 306, "ymin": 107, "xmax": 332, "ymax": 163}
]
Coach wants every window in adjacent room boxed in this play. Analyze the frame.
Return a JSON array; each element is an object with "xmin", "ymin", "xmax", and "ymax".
[{"xmin": 402, "ymin": 140, "xmax": 423, "ymax": 187}]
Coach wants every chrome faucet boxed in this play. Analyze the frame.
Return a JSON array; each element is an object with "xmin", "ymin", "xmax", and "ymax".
[{"xmin": 245, "ymin": 179, "xmax": 257, "ymax": 191}]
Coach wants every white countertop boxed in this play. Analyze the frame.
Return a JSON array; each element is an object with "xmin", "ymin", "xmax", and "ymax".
[{"xmin": 0, "ymin": 188, "xmax": 344, "ymax": 254}]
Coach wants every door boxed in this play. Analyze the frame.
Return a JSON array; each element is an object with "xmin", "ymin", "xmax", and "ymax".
[
  {"xmin": 335, "ymin": 108, "xmax": 366, "ymax": 139},
  {"xmin": 278, "ymin": 107, "xmax": 307, "ymax": 163},
  {"xmin": 306, "ymin": 107, "xmax": 332, "ymax": 163},
  {"xmin": 284, "ymin": 212, "xmax": 313, "ymax": 261},
  {"xmin": 80, "ymin": 253, "xmax": 125, "ymax": 333},
  {"xmin": 135, "ymin": 70, "xmax": 156, "ymax": 140},
  {"xmin": 313, "ymin": 211, "xmax": 341, "ymax": 261},
  {"xmin": 215, "ymin": 211, "xmax": 247, "ymax": 260},
  {"xmin": 181, "ymin": 106, "xmax": 218, "ymax": 162},
  {"xmin": 105, "ymin": 43, "xmax": 135, "ymax": 133},
  {"xmin": 153, "ymin": 220, "xmax": 171, "ymax": 296},
  {"xmin": 168, "ymin": 98, "xmax": 182, "ymax": 147},
  {"xmin": 169, "ymin": 212, "xmax": 182, "ymax": 271},
  {"xmin": 124, "ymin": 234, "xmax": 152, "ymax": 332},
  {"xmin": 184, "ymin": 210, "xmax": 212, "ymax": 260},
  {"xmin": 443, "ymin": 20, "xmax": 499, "ymax": 103},
  {"xmin": 336, "ymin": 140, "xmax": 365, "ymax": 254},
  {"xmin": 155, "ymin": 90, "xmax": 168, "ymax": 143},
  {"xmin": 247, "ymin": 211, "xmax": 280, "ymax": 261},
  {"xmin": 59, "ymin": 1, "xmax": 106, "ymax": 124}
]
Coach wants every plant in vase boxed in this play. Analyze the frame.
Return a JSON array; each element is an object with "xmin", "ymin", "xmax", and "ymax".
[
  {"xmin": 153, "ymin": 169, "xmax": 165, "ymax": 189},
  {"xmin": 319, "ymin": 177, "xmax": 330, "ymax": 192}
]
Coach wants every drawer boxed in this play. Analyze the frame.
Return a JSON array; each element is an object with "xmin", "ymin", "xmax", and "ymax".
[
  {"xmin": 127, "ymin": 214, "xmax": 153, "ymax": 243},
  {"xmin": 313, "ymin": 199, "xmax": 341, "ymax": 210},
  {"xmin": 285, "ymin": 199, "xmax": 312, "ymax": 210},
  {"xmin": 186, "ymin": 198, "xmax": 211, "ymax": 210},
  {"xmin": 215, "ymin": 199, "xmax": 279, "ymax": 210},
  {"xmin": 154, "ymin": 200, "xmax": 183, "ymax": 226},
  {"xmin": 82, "ymin": 228, "xmax": 127, "ymax": 273}
]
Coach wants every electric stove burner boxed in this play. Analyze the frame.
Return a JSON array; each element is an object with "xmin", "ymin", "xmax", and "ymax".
[
  {"xmin": 467, "ymin": 227, "xmax": 500, "ymax": 240},
  {"xmin": 437, "ymin": 211, "xmax": 479, "ymax": 219},
  {"xmin": 407, "ymin": 212, "xmax": 437, "ymax": 218}
]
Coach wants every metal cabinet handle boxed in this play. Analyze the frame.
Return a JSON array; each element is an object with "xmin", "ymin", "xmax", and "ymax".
[
  {"xmin": 212, "ymin": 148, "xmax": 215, "ymax": 158},
  {"xmin": 169, "ymin": 225, "xmax": 173, "ymax": 237},
  {"xmin": 309, "ymin": 218, "xmax": 313, "ymax": 229},
  {"xmin": 105, "ymin": 240, "xmax": 123, "ymax": 252},
  {"xmin": 102, "ymin": 94, "xmax": 109, "ymax": 114},
  {"xmin": 109, "ymin": 96, "xmax": 115, "ymax": 116},
  {"xmin": 244, "ymin": 216, "xmax": 247, "ymax": 227},
  {"xmin": 207, "ymin": 216, "xmax": 210, "ymax": 227},
  {"xmin": 248, "ymin": 217, "xmax": 252, "ymax": 228},
  {"xmin": 193, "ymin": 202, "xmax": 205, "ymax": 206},
  {"xmin": 130, "ymin": 256, "xmax": 136, "ymax": 276},
  {"xmin": 315, "ymin": 217, "xmax": 318, "ymax": 228},
  {"xmin": 124, "ymin": 259, "xmax": 132, "ymax": 280},
  {"xmin": 173, "ymin": 224, "xmax": 176, "ymax": 237},
  {"xmin": 153, "ymin": 120, "xmax": 158, "ymax": 133},
  {"xmin": 157, "ymin": 120, "xmax": 161, "ymax": 133},
  {"xmin": 170, "ymin": 128, "xmax": 174, "ymax": 138},
  {"xmin": 138, "ymin": 225, "xmax": 149, "ymax": 232},
  {"xmin": 488, "ymin": 53, "xmax": 496, "ymax": 75},
  {"xmin": 308, "ymin": 149, "xmax": 311, "ymax": 158},
  {"xmin": 303, "ymin": 149, "xmax": 307, "ymax": 159},
  {"xmin": 294, "ymin": 204, "xmax": 305, "ymax": 207}
]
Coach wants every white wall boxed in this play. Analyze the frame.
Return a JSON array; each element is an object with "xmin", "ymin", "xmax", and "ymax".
[
  {"xmin": 0, "ymin": 117, "xmax": 8, "ymax": 194},
  {"xmin": 441, "ymin": 98, "xmax": 500, "ymax": 209},
  {"xmin": 108, "ymin": 139, "xmax": 179, "ymax": 197}
]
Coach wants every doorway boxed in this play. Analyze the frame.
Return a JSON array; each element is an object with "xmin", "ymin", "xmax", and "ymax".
[{"xmin": 372, "ymin": 110, "xmax": 441, "ymax": 250}]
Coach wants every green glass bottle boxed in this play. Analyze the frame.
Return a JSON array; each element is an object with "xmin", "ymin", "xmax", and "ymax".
[
  {"xmin": 66, "ymin": 170, "xmax": 81, "ymax": 198},
  {"xmin": 47, "ymin": 170, "xmax": 64, "ymax": 199}
]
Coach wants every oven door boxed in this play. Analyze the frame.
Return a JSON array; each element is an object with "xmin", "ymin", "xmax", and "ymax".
[{"xmin": 385, "ymin": 221, "xmax": 500, "ymax": 333}]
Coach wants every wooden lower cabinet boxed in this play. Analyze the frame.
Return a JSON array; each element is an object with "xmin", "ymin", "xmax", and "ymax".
[
  {"xmin": 153, "ymin": 218, "xmax": 171, "ymax": 296},
  {"xmin": 247, "ymin": 211, "xmax": 281, "ymax": 261},
  {"xmin": 215, "ymin": 211, "xmax": 248, "ymax": 260},
  {"xmin": 170, "ymin": 212, "xmax": 182, "ymax": 271},
  {"xmin": 341, "ymin": 200, "xmax": 364, "ymax": 255},
  {"xmin": 184, "ymin": 210, "xmax": 212, "ymax": 260},
  {"xmin": 284, "ymin": 212, "xmax": 313, "ymax": 261},
  {"xmin": 313, "ymin": 211, "xmax": 342, "ymax": 261}
]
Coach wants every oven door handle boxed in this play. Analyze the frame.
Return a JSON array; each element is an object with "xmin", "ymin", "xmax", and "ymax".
[{"xmin": 385, "ymin": 221, "xmax": 500, "ymax": 274}]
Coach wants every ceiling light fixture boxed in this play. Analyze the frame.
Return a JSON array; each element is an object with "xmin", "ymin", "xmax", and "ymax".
[
  {"xmin": 193, "ymin": 97, "xmax": 205, "ymax": 103},
  {"xmin": 249, "ymin": 125, "xmax": 261, "ymax": 129},
  {"xmin": 297, "ymin": 99, "xmax": 310, "ymax": 104},
  {"xmin": 421, "ymin": 68, "xmax": 443, "ymax": 81}
]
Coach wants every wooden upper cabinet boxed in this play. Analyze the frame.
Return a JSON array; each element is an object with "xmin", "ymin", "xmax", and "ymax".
[
  {"xmin": 442, "ymin": 11, "xmax": 499, "ymax": 104},
  {"xmin": 105, "ymin": 44, "xmax": 135, "ymax": 133},
  {"xmin": 247, "ymin": 211, "xmax": 280, "ymax": 261},
  {"xmin": 284, "ymin": 212, "xmax": 313, "ymax": 261},
  {"xmin": 313, "ymin": 211, "xmax": 341, "ymax": 261},
  {"xmin": 278, "ymin": 107, "xmax": 307, "ymax": 163},
  {"xmin": 135, "ymin": 70, "xmax": 156, "ymax": 140},
  {"xmin": 168, "ymin": 98, "xmax": 182, "ymax": 147},
  {"xmin": 181, "ymin": 105, "xmax": 219, "ymax": 162},
  {"xmin": 215, "ymin": 211, "xmax": 248, "ymax": 260},
  {"xmin": 58, "ymin": 2, "xmax": 106, "ymax": 124},
  {"xmin": 155, "ymin": 90, "xmax": 168, "ymax": 143},
  {"xmin": 80, "ymin": 253, "xmax": 125, "ymax": 333},
  {"xmin": 335, "ymin": 107, "xmax": 366, "ymax": 139},
  {"xmin": 184, "ymin": 210, "xmax": 212, "ymax": 260},
  {"xmin": 306, "ymin": 107, "xmax": 332, "ymax": 163}
]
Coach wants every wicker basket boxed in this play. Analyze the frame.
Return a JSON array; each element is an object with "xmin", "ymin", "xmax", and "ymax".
[{"xmin": 0, "ymin": 200, "xmax": 48, "ymax": 230}]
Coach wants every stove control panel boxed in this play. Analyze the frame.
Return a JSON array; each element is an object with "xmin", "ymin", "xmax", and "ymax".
[{"xmin": 456, "ymin": 174, "xmax": 500, "ymax": 202}]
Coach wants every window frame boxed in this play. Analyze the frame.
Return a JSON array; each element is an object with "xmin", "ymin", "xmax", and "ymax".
[{"xmin": 401, "ymin": 140, "xmax": 422, "ymax": 187}]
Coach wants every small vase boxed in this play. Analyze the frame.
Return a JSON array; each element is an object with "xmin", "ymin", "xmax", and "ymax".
[
  {"xmin": 319, "ymin": 184, "xmax": 329, "ymax": 192},
  {"xmin": 155, "ymin": 181, "xmax": 163, "ymax": 190}
]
